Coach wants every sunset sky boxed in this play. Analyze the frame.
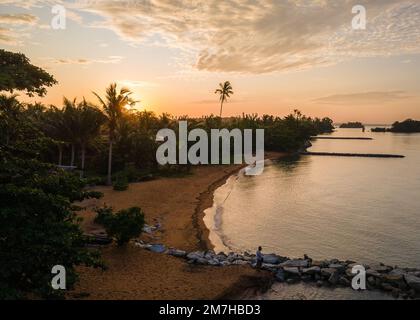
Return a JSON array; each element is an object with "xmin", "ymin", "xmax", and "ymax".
[{"xmin": 1, "ymin": 0, "xmax": 419, "ymax": 123}]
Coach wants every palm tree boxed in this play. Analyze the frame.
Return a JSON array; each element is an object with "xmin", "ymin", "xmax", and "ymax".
[
  {"xmin": 0, "ymin": 94, "xmax": 22, "ymax": 145},
  {"xmin": 214, "ymin": 81, "xmax": 234, "ymax": 118},
  {"xmin": 93, "ymin": 83, "xmax": 136, "ymax": 185},
  {"xmin": 43, "ymin": 106, "xmax": 67, "ymax": 166},
  {"xmin": 75, "ymin": 99, "xmax": 106, "ymax": 177},
  {"xmin": 62, "ymin": 97, "xmax": 79, "ymax": 167}
]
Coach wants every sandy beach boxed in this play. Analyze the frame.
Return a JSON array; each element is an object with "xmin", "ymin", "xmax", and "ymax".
[{"xmin": 71, "ymin": 152, "xmax": 285, "ymax": 300}]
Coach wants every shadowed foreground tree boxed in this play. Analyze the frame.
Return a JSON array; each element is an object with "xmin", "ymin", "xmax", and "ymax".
[
  {"xmin": 215, "ymin": 81, "xmax": 234, "ymax": 118},
  {"xmin": 0, "ymin": 49, "xmax": 57, "ymax": 97},
  {"xmin": 93, "ymin": 83, "xmax": 136, "ymax": 185},
  {"xmin": 0, "ymin": 102, "xmax": 104, "ymax": 299}
]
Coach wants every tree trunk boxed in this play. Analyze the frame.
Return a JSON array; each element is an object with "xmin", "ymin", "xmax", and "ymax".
[
  {"xmin": 219, "ymin": 100, "xmax": 224, "ymax": 118},
  {"xmin": 70, "ymin": 144, "xmax": 75, "ymax": 167},
  {"xmin": 58, "ymin": 144, "xmax": 63, "ymax": 166},
  {"xmin": 81, "ymin": 143, "xmax": 86, "ymax": 178},
  {"xmin": 107, "ymin": 140, "xmax": 113, "ymax": 186}
]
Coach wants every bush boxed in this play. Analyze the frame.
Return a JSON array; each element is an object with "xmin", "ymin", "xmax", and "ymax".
[
  {"xmin": 113, "ymin": 173, "xmax": 129, "ymax": 191},
  {"xmin": 94, "ymin": 207, "xmax": 145, "ymax": 246},
  {"xmin": 94, "ymin": 206, "xmax": 113, "ymax": 226}
]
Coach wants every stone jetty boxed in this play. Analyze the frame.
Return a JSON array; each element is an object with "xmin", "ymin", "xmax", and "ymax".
[{"xmin": 134, "ymin": 240, "xmax": 420, "ymax": 300}]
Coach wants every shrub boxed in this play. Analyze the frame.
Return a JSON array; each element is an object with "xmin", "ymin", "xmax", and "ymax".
[
  {"xmin": 113, "ymin": 173, "xmax": 129, "ymax": 191},
  {"xmin": 95, "ymin": 207, "xmax": 145, "ymax": 246},
  {"xmin": 94, "ymin": 206, "xmax": 113, "ymax": 226}
]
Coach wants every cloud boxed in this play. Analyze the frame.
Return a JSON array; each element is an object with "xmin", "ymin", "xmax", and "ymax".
[
  {"xmin": 76, "ymin": 0, "xmax": 420, "ymax": 74},
  {"xmin": 0, "ymin": 13, "xmax": 38, "ymax": 44},
  {"xmin": 49, "ymin": 55, "xmax": 124, "ymax": 65},
  {"xmin": 313, "ymin": 91, "xmax": 412, "ymax": 105},
  {"xmin": 0, "ymin": 13, "xmax": 38, "ymax": 25}
]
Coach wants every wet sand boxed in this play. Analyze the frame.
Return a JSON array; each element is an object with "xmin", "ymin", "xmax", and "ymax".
[{"xmin": 72, "ymin": 153, "xmax": 285, "ymax": 300}]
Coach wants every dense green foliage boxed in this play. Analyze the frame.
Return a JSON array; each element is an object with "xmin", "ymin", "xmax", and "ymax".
[
  {"xmin": 113, "ymin": 173, "xmax": 129, "ymax": 191},
  {"xmin": 0, "ymin": 98, "xmax": 103, "ymax": 299},
  {"xmin": 94, "ymin": 207, "xmax": 145, "ymax": 246},
  {"xmin": 0, "ymin": 49, "xmax": 57, "ymax": 97}
]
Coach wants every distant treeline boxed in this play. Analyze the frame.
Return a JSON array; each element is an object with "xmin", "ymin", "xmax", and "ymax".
[
  {"xmin": 0, "ymin": 96, "xmax": 334, "ymax": 183},
  {"xmin": 372, "ymin": 119, "xmax": 420, "ymax": 133},
  {"xmin": 339, "ymin": 122, "xmax": 365, "ymax": 129}
]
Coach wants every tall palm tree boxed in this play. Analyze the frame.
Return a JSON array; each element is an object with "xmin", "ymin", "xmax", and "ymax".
[
  {"xmin": 75, "ymin": 99, "xmax": 106, "ymax": 177},
  {"xmin": 43, "ymin": 106, "xmax": 67, "ymax": 166},
  {"xmin": 93, "ymin": 83, "xmax": 136, "ymax": 185},
  {"xmin": 214, "ymin": 81, "xmax": 234, "ymax": 118},
  {"xmin": 62, "ymin": 97, "xmax": 79, "ymax": 167}
]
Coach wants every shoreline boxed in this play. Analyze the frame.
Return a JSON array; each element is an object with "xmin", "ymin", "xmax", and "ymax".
[
  {"xmin": 72, "ymin": 152, "xmax": 286, "ymax": 300},
  {"xmin": 72, "ymin": 151, "xmax": 420, "ymax": 300}
]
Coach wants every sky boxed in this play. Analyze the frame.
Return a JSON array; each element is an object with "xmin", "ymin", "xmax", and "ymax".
[{"xmin": 0, "ymin": 0, "xmax": 419, "ymax": 124}]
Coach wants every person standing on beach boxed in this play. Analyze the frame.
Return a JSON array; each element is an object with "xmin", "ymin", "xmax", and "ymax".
[{"xmin": 256, "ymin": 246, "xmax": 263, "ymax": 269}]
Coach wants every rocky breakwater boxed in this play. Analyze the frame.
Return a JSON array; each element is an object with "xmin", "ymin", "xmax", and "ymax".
[{"xmin": 134, "ymin": 241, "xmax": 420, "ymax": 299}]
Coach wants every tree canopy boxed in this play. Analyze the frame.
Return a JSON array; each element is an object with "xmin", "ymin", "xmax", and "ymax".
[{"xmin": 0, "ymin": 49, "xmax": 57, "ymax": 97}]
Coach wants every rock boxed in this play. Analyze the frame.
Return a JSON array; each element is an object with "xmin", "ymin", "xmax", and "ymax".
[
  {"xmin": 316, "ymin": 280, "xmax": 324, "ymax": 287},
  {"xmin": 302, "ymin": 266, "xmax": 321, "ymax": 275},
  {"xmin": 370, "ymin": 265, "xmax": 392, "ymax": 273},
  {"xmin": 404, "ymin": 274, "xmax": 420, "ymax": 292},
  {"xmin": 339, "ymin": 276, "xmax": 350, "ymax": 286},
  {"xmin": 301, "ymin": 275, "xmax": 312, "ymax": 282},
  {"xmin": 275, "ymin": 269, "xmax": 286, "ymax": 282},
  {"xmin": 321, "ymin": 268, "xmax": 337, "ymax": 277},
  {"xmin": 366, "ymin": 269, "xmax": 381, "ymax": 278},
  {"xmin": 232, "ymin": 260, "xmax": 249, "ymax": 266},
  {"xmin": 283, "ymin": 267, "xmax": 300, "ymax": 275},
  {"xmin": 142, "ymin": 225, "xmax": 155, "ymax": 234},
  {"xmin": 381, "ymin": 273, "xmax": 404, "ymax": 285},
  {"xmin": 134, "ymin": 241, "xmax": 152, "ymax": 249},
  {"xmin": 381, "ymin": 283, "xmax": 394, "ymax": 292},
  {"xmin": 286, "ymin": 278, "xmax": 299, "ymax": 284},
  {"xmin": 195, "ymin": 257, "xmax": 209, "ymax": 265},
  {"xmin": 329, "ymin": 264, "xmax": 345, "ymax": 272},
  {"xmin": 261, "ymin": 263, "xmax": 280, "ymax": 271},
  {"xmin": 204, "ymin": 251, "xmax": 215, "ymax": 259},
  {"xmin": 147, "ymin": 244, "xmax": 166, "ymax": 253},
  {"xmin": 328, "ymin": 271, "xmax": 340, "ymax": 285},
  {"xmin": 167, "ymin": 249, "xmax": 187, "ymax": 258},
  {"xmin": 262, "ymin": 254, "xmax": 282, "ymax": 265},
  {"xmin": 280, "ymin": 259, "xmax": 309, "ymax": 268},
  {"xmin": 367, "ymin": 276, "xmax": 376, "ymax": 286},
  {"xmin": 391, "ymin": 288, "xmax": 401, "ymax": 299},
  {"xmin": 215, "ymin": 253, "xmax": 227, "ymax": 261},
  {"xmin": 208, "ymin": 259, "xmax": 221, "ymax": 266},
  {"xmin": 186, "ymin": 251, "xmax": 204, "ymax": 260}
]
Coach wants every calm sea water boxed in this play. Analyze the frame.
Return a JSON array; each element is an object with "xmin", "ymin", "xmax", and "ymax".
[{"xmin": 204, "ymin": 127, "xmax": 420, "ymax": 299}]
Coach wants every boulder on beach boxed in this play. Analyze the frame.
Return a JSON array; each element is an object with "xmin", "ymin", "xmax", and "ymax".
[
  {"xmin": 404, "ymin": 274, "xmax": 420, "ymax": 292},
  {"xmin": 147, "ymin": 244, "xmax": 166, "ymax": 253},
  {"xmin": 167, "ymin": 248, "xmax": 187, "ymax": 258},
  {"xmin": 302, "ymin": 266, "xmax": 321, "ymax": 275},
  {"xmin": 262, "ymin": 254, "xmax": 284, "ymax": 265},
  {"xmin": 187, "ymin": 251, "xmax": 205, "ymax": 260},
  {"xmin": 280, "ymin": 259, "xmax": 309, "ymax": 268},
  {"xmin": 275, "ymin": 269, "xmax": 286, "ymax": 282},
  {"xmin": 283, "ymin": 267, "xmax": 300, "ymax": 275}
]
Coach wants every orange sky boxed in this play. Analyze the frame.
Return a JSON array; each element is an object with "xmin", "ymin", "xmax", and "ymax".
[{"xmin": 1, "ymin": 1, "xmax": 419, "ymax": 123}]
